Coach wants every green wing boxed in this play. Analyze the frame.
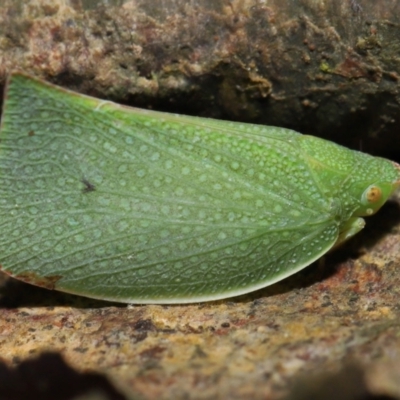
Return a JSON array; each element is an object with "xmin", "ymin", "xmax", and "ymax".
[{"xmin": 0, "ymin": 74, "xmax": 339, "ymax": 303}]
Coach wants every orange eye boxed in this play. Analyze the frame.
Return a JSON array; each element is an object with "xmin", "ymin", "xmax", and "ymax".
[{"xmin": 365, "ymin": 186, "xmax": 382, "ymax": 203}]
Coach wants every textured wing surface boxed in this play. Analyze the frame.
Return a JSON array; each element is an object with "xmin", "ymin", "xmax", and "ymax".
[{"xmin": 0, "ymin": 75, "xmax": 339, "ymax": 302}]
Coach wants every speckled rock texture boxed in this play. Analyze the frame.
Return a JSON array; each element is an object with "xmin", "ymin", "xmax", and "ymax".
[{"xmin": 1, "ymin": 1, "xmax": 400, "ymax": 399}]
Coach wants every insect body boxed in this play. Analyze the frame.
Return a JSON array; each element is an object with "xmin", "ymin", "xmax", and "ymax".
[{"xmin": 0, "ymin": 73, "xmax": 399, "ymax": 303}]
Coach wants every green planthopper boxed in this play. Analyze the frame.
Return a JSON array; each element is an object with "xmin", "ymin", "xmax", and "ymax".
[{"xmin": 0, "ymin": 73, "xmax": 399, "ymax": 303}]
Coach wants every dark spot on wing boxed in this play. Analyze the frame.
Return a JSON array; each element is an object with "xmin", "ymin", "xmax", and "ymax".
[{"xmin": 82, "ymin": 178, "xmax": 96, "ymax": 193}]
